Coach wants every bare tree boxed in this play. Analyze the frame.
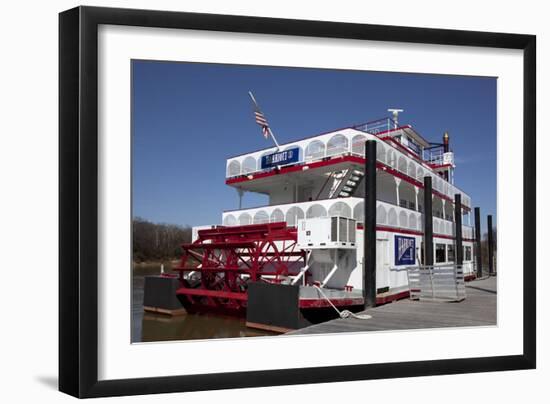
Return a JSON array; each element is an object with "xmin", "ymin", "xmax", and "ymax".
[{"xmin": 132, "ymin": 217, "xmax": 192, "ymax": 263}]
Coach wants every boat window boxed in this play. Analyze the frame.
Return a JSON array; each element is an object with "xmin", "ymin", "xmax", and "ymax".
[
  {"xmin": 223, "ymin": 214, "xmax": 237, "ymax": 226},
  {"xmin": 270, "ymin": 209, "xmax": 284, "ymax": 223},
  {"xmin": 376, "ymin": 205, "xmax": 387, "ymax": 224},
  {"xmin": 285, "ymin": 206, "xmax": 304, "ymax": 227},
  {"xmin": 435, "ymin": 243, "xmax": 446, "ymax": 263},
  {"xmin": 386, "ymin": 149, "xmax": 396, "ymax": 167},
  {"xmin": 376, "ymin": 141, "xmax": 386, "ymax": 162},
  {"xmin": 464, "ymin": 246, "xmax": 472, "ymax": 261},
  {"xmin": 447, "ymin": 244, "xmax": 455, "ymax": 263},
  {"xmin": 328, "ymin": 201, "xmax": 352, "ymax": 218},
  {"xmin": 408, "ymin": 137, "xmax": 422, "ymax": 155},
  {"xmin": 409, "ymin": 213, "xmax": 417, "ymax": 230},
  {"xmin": 306, "ymin": 204, "xmax": 327, "ymax": 218},
  {"xmin": 399, "ymin": 211, "xmax": 408, "ymax": 228},
  {"xmin": 238, "ymin": 213, "xmax": 252, "ymax": 225},
  {"xmin": 305, "ymin": 140, "xmax": 325, "ymax": 160},
  {"xmin": 242, "ymin": 156, "xmax": 257, "ymax": 174},
  {"xmin": 388, "ymin": 208, "xmax": 398, "ymax": 226},
  {"xmin": 253, "ymin": 210, "xmax": 269, "ymax": 224},
  {"xmin": 351, "ymin": 134, "xmax": 367, "ymax": 155},
  {"xmin": 227, "ymin": 160, "xmax": 241, "ymax": 177},
  {"xmin": 326, "ymin": 134, "xmax": 349, "ymax": 156},
  {"xmin": 398, "ymin": 156, "xmax": 407, "ymax": 173},
  {"xmin": 353, "ymin": 202, "xmax": 364, "ymax": 223}
]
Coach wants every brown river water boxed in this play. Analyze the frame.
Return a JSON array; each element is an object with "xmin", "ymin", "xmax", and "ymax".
[{"xmin": 132, "ymin": 265, "xmax": 276, "ymax": 343}]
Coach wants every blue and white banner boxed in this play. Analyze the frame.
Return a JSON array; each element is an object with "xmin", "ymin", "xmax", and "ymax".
[
  {"xmin": 395, "ymin": 235, "xmax": 416, "ymax": 266},
  {"xmin": 261, "ymin": 147, "xmax": 300, "ymax": 169}
]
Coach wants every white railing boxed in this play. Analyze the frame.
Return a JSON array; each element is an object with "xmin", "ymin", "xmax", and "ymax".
[
  {"xmin": 222, "ymin": 197, "xmax": 364, "ymax": 227},
  {"xmin": 225, "ymin": 128, "xmax": 472, "ymax": 208},
  {"xmin": 221, "ymin": 198, "xmax": 474, "ymax": 239}
]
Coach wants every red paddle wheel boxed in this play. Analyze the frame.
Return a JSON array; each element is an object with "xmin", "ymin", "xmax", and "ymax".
[{"xmin": 174, "ymin": 222, "xmax": 306, "ymax": 312}]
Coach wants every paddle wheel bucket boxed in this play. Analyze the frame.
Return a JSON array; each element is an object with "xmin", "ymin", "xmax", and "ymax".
[{"xmin": 173, "ymin": 222, "xmax": 307, "ymax": 311}]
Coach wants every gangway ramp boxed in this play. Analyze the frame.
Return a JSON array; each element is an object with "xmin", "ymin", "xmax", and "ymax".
[{"xmin": 407, "ymin": 264, "xmax": 466, "ymax": 302}]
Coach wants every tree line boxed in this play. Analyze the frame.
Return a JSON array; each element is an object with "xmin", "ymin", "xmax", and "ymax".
[{"xmin": 132, "ymin": 217, "xmax": 192, "ymax": 263}]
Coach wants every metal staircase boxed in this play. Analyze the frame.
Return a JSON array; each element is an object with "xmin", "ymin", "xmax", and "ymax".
[{"xmin": 329, "ymin": 169, "xmax": 364, "ymax": 198}]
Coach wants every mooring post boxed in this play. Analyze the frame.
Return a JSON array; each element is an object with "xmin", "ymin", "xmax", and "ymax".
[
  {"xmin": 487, "ymin": 214, "xmax": 494, "ymax": 275},
  {"xmin": 474, "ymin": 207, "xmax": 483, "ymax": 277},
  {"xmin": 423, "ymin": 176, "xmax": 434, "ymax": 266},
  {"xmin": 454, "ymin": 194, "xmax": 463, "ymax": 267},
  {"xmin": 364, "ymin": 140, "xmax": 377, "ymax": 309}
]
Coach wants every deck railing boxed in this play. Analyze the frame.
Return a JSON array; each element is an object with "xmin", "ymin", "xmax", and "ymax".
[
  {"xmin": 225, "ymin": 128, "xmax": 471, "ymax": 208},
  {"xmin": 222, "ymin": 198, "xmax": 474, "ymax": 239}
]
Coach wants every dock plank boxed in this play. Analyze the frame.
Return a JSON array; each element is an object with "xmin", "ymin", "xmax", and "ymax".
[{"xmin": 288, "ymin": 276, "xmax": 497, "ymax": 335}]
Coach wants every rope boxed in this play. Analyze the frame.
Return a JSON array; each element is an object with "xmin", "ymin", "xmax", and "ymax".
[{"xmin": 313, "ymin": 285, "xmax": 372, "ymax": 320}]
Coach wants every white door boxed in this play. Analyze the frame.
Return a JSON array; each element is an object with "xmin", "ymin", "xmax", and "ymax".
[{"xmin": 376, "ymin": 239, "xmax": 390, "ymax": 290}]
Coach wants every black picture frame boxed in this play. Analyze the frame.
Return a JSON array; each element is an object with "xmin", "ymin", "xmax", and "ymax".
[{"xmin": 59, "ymin": 6, "xmax": 536, "ymax": 398}]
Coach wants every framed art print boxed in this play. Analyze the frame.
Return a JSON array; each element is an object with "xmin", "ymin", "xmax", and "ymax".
[{"xmin": 59, "ymin": 6, "xmax": 536, "ymax": 398}]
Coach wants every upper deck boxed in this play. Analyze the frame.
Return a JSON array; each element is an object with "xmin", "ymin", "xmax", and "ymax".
[{"xmin": 225, "ymin": 118, "xmax": 471, "ymax": 209}]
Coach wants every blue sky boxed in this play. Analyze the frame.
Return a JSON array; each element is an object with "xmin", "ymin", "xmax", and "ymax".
[{"xmin": 132, "ymin": 60, "xmax": 496, "ymax": 231}]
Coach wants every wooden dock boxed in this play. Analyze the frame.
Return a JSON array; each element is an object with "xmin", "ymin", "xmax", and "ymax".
[{"xmin": 287, "ymin": 276, "xmax": 497, "ymax": 335}]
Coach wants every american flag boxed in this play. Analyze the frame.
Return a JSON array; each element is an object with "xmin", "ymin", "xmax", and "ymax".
[{"xmin": 254, "ymin": 109, "xmax": 270, "ymax": 139}]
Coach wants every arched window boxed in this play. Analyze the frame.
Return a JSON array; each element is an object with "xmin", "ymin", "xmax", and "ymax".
[
  {"xmin": 270, "ymin": 209, "xmax": 284, "ymax": 223},
  {"xmin": 388, "ymin": 208, "xmax": 398, "ymax": 226},
  {"xmin": 242, "ymin": 156, "xmax": 257, "ymax": 174},
  {"xmin": 238, "ymin": 213, "xmax": 252, "ymax": 225},
  {"xmin": 416, "ymin": 166, "xmax": 424, "ymax": 181},
  {"xmin": 326, "ymin": 134, "xmax": 349, "ymax": 156},
  {"xmin": 306, "ymin": 204, "xmax": 328, "ymax": 218},
  {"xmin": 285, "ymin": 206, "xmax": 304, "ymax": 227},
  {"xmin": 328, "ymin": 201, "xmax": 352, "ymax": 218},
  {"xmin": 436, "ymin": 176, "xmax": 443, "ymax": 192},
  {"xmin": 223, "ymin": 214, "xmax": 237, "ymax": 226},
  {"xmin": 305, "ymin": 140, "xmax": 325, "ymax": 160},
  {"xmin": 351, "ymin": 134, "xmax": 366, "ymax": 155},
  {"xmin": 408, "ymin": 161, "xmax": 416, "ymax": 178},
  {"xmin": 386, "ymin": 149, "xmax": 396, "ymax": 167},
  {"xmin": 376, "ymin": 205, "xmax": 387, "ymax": 224},
  {"xmin": 376, "ymin": 141, "xmax": 386, "ymax": 163},
  {"xmin": 353, "ymin": 202, "xmax": 364, "ymax": 223},
  {"xmin": 227, "ymin": 160, "xmax": 241, "ymax": 177},
  {"xmin": 409, "ymin": 213, "xmax": 417, "ymax": 230},
  {"xmin": 398, "ymin": 156, "xmax": 407, "ymax": 173},
  {"xmin": 253, "ymin": 210, "xmax": 269, "ymax": 224},
  {"xmin": 399, "ymin": 211, "xmax": 408, "ymax": 228}
]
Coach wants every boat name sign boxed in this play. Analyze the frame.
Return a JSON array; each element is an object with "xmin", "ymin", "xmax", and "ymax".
[{"xmin": 261, "ymin": 147, "xmax": 300, "ymax": 169}]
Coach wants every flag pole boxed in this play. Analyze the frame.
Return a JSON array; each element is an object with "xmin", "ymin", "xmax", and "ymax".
[
  {"xmin": 248, "ymin": 91, "xmax": 280, "ymax": 149},
  {"xmin": 266, "ymin": 127, "xmax": 280, "ymax": 149}
]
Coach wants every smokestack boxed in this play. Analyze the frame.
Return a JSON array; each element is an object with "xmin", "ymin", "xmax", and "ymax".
[{"xmin": 443, "ymin": 131, "xmax": 450, "ymax": 153}]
